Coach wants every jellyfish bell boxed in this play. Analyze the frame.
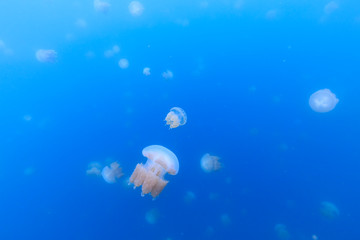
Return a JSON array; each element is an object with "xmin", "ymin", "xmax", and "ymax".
[
  {"xmin": 86, "ymin": 162, "xmax": 102, "ymax": 176},
  {"xmin": 145, "ymin": 208, "xmax": 160, "ymax": 224},
  {"xmin": 274, "ymin": 224, "xmax": 290, "ymax": 240},
  {"xmin": 101, "ymin": 161, "xmax": 124, "ymax": 183},
  {"xmin": 165, "ymin": 107, "xmax": 187, "ymax": 129},
  {"xmin": 94, "ymin": 0, "xmax": 110, "ymax": 13},
  {"xmin": 118, "ymin": 58, "xmax": 129, "ymax": 69},
  {"xmin": 309, "ymin": 89, "xmax": 339, "ymax": 113},
  {"xmin": 320, "ymin": 201, "xmax": 339, "ymax": 219},
  {"xmin": 129, "ymin": 145, "xmax": 179, "ymax": 198},
  {"xmin": 35, "ymin": 49, "xmax": 57, "ymax": 63},
  {"xmin": 143, "ymin": 67, "xmax": 151, "ymax": 76},
  {"xmin": 200, "ymin": 153, "xmax": 222, "ymax": 173},
  {"xmin": 129, "ymin": 1, "xmax": 144, "ymax": 16}
]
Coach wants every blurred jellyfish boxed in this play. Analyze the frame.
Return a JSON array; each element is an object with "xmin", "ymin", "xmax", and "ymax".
[
  {"xmin": 129, "ymin": 145, "xmax": 179, "ymax": 198},
  {"xmin": 162, "ymin": 70, "xmax": 173, "ymax": 79},
  {"xmin": 184, "ymin": 191, "xmax": 196, "ymax": 204},
  {"xmin": 101, "ymin": 161, "xmax": 124, "ymax": 183},
  {"xmin": 86, "ymin": 162, "xmax": 102, "ymax": 176},
  {"xmin": 220, "ymin": 213, "xmax": 231, "ymax": 226},
  {"xmin": 0, "ymin": 39, "xmax": 13, "ymax": 56},
  {"xmin": 320, "ymin": 201, "xmax": 339, "ymax": 219},
  {"xmin": 274, "ymin": 224, "xmax": 290, "ymax": 240},
  {"xmin": 112, "ymin": 45, "xmax": 120, "ymax": 53},
  {"xmin": 324, "ymin": 1, "xmax": 338, "ymax": 14},
  {"xmin": 145, "ymin": 208, "xmax": 160, "ymax": 224},
  {"xmin": 94, "ymin": 0, "xmax": 110, "ymax": 13},
  {"xmin": 104, "ymin": 45, "xmax": 120, "ymax": 58},
  {"xmin": 165, "ymin": 107, "xmax": 187, "ymax": 129},
  {"xmin": 35, "ymin": 49, "xmax": 57, "ymax": 63},
  {"xmin": 24, "ymin": 167, "xmax": 35, "ymax": 176},
  {"xmin": 118, "ymin": 58, "xmax": 129, "ymax": 69},
  {"xmin": 200, "ymin": 153, "xmax": 222, "ymax": 173},
  {"xmin": 129, "ymin": 1, "xmax": 144, "ymax": 16},
  {"xmin": 309, "ymin": 89, "xmax": 339, "ymax": 113},
  {"xmin": 266, "ymin": 9, "xmax": 278, "ymax": 19},
  {"xmin": 23, "ymin": 114, "xmax": 32, "ymax": 121},
  {"xmin": 143, "ymin": 67, "xmax": 151, "ymax": 76},
  {"xmin": 75, "ymin": 18, "xmax": 87, "ymax": 28}
]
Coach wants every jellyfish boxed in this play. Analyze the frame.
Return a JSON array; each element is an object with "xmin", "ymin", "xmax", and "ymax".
[
  {"xmin": 145, "ymin": 208, "xmax": 160, "ymax": 224},
  {"xmin": 200, "ymin": 153, "xmax": 222, "ymax": 173},
  {"xmin": 165, "ymin": 107, "xmax": 187, "ymax": 129},
  {"xmin": 183, "ymin": 191, "xmax": 196, "ymax": 204},
  {"xmin": 320, "ymin": 201, "xmax": 339, "ymax": 219},
  {"xmin": 75, "ymin": 19, "xmax": 87, "ymax": 28},
  {"xmin": 35, "ymin": 49, "xmax": 57, "ymax": 63},
  {"xmin": 274, "ymin": 224, "xmax": 290, "ymax": 240},
  {"xmin": 118, "ymin": 58, "xmax": 129, "ymax": 69},
  {"xmin": 129, "ymin": 145, "xmax": 179, "ymax": 198},
  {"xmin": 162, "ymin": 70, "xmax": 173, "ymax": 79},
  {"xmin": 309, "ymin": 89, "xmax": 339, "ymax": 113},
  {"xmin": 101, "ymin": 161, "xmax": 124, "ymax": 183},
  {"xmin": 94, "ymin": 0, "xmax": 110, "ymax": 13},
  {"xmin": 220, "ymin": 213, "xmax": 231, "ymax": 226},
  {"xmin": 129, "ymin": 1, "xmax": 144, "ymax": 16},
  {"xmin": 143, "ymin": 67, "xmax": 151, "ymax": 76},
  {"xmin": 86, "ymin": 162, "xmax": 102, "ymax": 176},
  {"xmin": 324, "ymin": 1, "xmax": 338, "ymax": 14}
]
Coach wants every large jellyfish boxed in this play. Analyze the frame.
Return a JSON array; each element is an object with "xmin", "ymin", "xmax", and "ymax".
[
  {"xmin": 200, "ymin": 153, "xmax": 222, "ymax": 173},
  {"xmin": 101, "ymin": 161, "xmax": 124, "ymax": 183},
  {"xmin": 309, "ymin": 89, "xmax": 339, "ymax": 113},
  {"xmin": 320, "ymin": 201, "xmax": 339, "ymax": 219},
  {"xmin": 129, "ymin": 145, "xmax": 179, "ymax": 198},
  {"xmin": 35, "ymin": 49, "xmax": 57, "ymax": 63},
  {"xmin": 94, "ymin": 0, "xmax": 110, "ymax": 13},
  {"xmin": 165, "ymin": 107, "xmax": 187, "ymax": 129},
  {"xmin": 129, "ymin": 1, "xmax": 144, "ymax": 16}
]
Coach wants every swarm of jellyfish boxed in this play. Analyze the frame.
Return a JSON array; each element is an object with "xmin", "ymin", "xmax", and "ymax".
[
  {"xmin": 129, "ymin": 145, "xmax": 179, "ymax": 198},
  {"xmin": 165, "ymin": 107, "xmax": 187, "ymax": 129}
]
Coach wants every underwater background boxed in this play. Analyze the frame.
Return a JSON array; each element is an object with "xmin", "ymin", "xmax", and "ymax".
[{"xmin": 0, "ymin": 0, "xmax": 359, "ymax": 239}]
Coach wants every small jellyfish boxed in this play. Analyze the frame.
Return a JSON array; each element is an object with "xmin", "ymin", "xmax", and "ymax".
[
  {"xmin": 162, "ymin": 70, "xmax": 173, "ymax": 79},
  {"xmin": 143, "ymin": 67, "xmax": 151, "ymax": 76},
  {"xmin": 324, "ymin": 1, "xmax": 338, "ymax": 15},
  {"xmin": 183, "ymin": 191, "xmax": 196, "ymax": 204},
  {"xmin": 129, "ymin": 1, "xmax": 144, "ymax": 17},
  {"xmin": 165, "ymin": 107, "xmax": 187, "ymax": 129},
  {"xmin": 309, "ymin": 89, "xmax": 339, "ymax": 113},
  {"xmin": 320, "ymin": 201, "xmax": 339, "ymax": 219},
  {"xmin": 129, "ymin": 145, "xmax": 179, "ymax": 198},
  {"xmin": 35, "ymin": 49, "xmax": 57, "ymax": 63},
  {"xmin": 75, "ymin": 19, "xmax": 87, "ymax": 28},
  {"xmin": 274, "ymin": 224, "xmax": 290, "ymax": 240},
  {"xmin": 118, "ymin": 58, "xmax": 129, "ymax": 69},
  {"xmin": 101, "ymin": 161, "xmax": 124, "ymax": 183},
  {"xmin": 94, "ymin": 0, "xmax": 110, "ymax": 13},
  {"xmin": 145, "ymin": 208, "xmax": 160, "ymax": 224},
  {"xmin": 200, "ymin": 153, "xmax": 222, "ymax": 173},
  {"xmin": 86, "ymin": 162, "xmax": 102, "ymax": 176},
  {"xmin": 220, "ymin": 213, "xmax": 231, "ymax": 226}
]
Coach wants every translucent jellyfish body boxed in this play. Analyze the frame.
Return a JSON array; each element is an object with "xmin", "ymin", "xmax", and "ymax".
[
  {"xmin": 309, "ymin": 89, "xmax": 339, "ymax": 113},
  {"xmin": 86, "ymin": 162, "xmax": 102, "ymax": 176},
  {"xmin": 274, "ymin": 224, "xmax": 290, "ymax": 240},
  {"xmin": 94, "ymin": 0, "xmax": 110, "ymax": 13},
  {"xmin": 129, "ymin": 1, "xmax": 144, "ymax": 16},
  {"xmin": 129, "ymin": 145, "xmax": 179, "ymax": 198},
  {"xmin": 165, "ymin": 107, "xmax": 187, "ymax": 129},
  {"xmin": 200, "ymin": 153, "xmax": 222, "ymax": 173},
  {"xmin": 35, "ymin": 49, "xmax": 57, "ymax": 63},
  {"xmin": 320, "ymin": 201, "xmax": 339, "ymax": 219},
  {"xmin": 101, "ymin": 161, "xmax": 124, "ymax": 183}
]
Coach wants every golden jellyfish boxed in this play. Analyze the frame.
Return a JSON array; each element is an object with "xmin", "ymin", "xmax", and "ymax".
[
  {"xmin": 200, "ymin": 153, "xmax": 222, "ymax": 173},
  {"xmin": 165, "ymin": 107, "xmax": 187, "ymax": 129},
  {"xmin": 309, "ymin": 89, "xmax": 339, "ymax": 113},
  {"xmin": 129, "ymin": 145, "xmax": 179, "ymax": 198},
  {"xmin": 101, "ymin": 161, "xmax": 124, "ymax": 183}
]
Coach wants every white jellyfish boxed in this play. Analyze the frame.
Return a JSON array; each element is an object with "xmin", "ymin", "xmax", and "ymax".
[
  {"xmin": 86, "ymin": 162, "xmax": 103, "ymax": 176},
  {"xmin": 162, "ymin": 70, "xmax": 173, "ymax": 79},
  {"xmin": 165, "ymin": 107, "xmax": 187, "ymax": 129},
  {"xmin": 101, "ymin": 161, "xmax": 124, "ymax": 183},
  {"xmin": 320, "ymin": 201, "xmax": 339, "ymax": 219},
  {"xmin": 274, "ymin": 224, "xmax": 290, "ymax": 240},
  {"xmin": 35, "ymin": 49, "xmax": 57, "ymax": 63},
  {"xmin": 129, "ymin": 145, "xmax": 179, "ymax": 198},
  {"xmin": 94, "ymin": 0, "xmax": 110, "ymax": 13},
  {"xmin": 118, "ymin": 58, "xmax": 129, "ymax": 69},
  {"xmin": 309, "ymin": 89, "xmax": 339, "ymax": 113},
  {"xmin": 200, "ymin": 153, "xmax": 222, "ymax": 173},
  {"xmin": 129, "ymin": 1, "xmax": 144, "ymax": 17},
  {"xmin": 143, "ymin": 67, "xmax": 151, "ymax": 76}
]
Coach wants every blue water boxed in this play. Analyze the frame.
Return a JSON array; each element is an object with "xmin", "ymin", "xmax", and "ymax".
[{"xmin": 0, "ymin": 1, "xmax": 360, "ymax": 239}]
